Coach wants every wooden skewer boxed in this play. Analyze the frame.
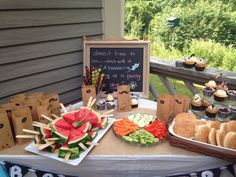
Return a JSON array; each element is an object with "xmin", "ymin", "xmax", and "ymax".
[
  {"xmin": 46, "ymin": 138, "xmax": 59, "ymax": 141},
  {"xmin": 16, "ymin": 135, "xmax": 35, "ymax": 139},
  {"xmin": 87, "ymin": 96, "xmax": 93, "ymax": 108},
  {"xmin": 64, "ymin": 152, "xmax": 71, "ymax": 162},
  {"xmin": 22, "ymin": 129, "xmax": 40, "ymax": 135},
  {"xmin": 38, "ymin": 141, "xmax": 55, "ymax": 150},
  {"xmin": 89, "ymin": 98, "xmax": 96, "ymax": 108},
  {"xmin": 32, "ymin": 123, "xmax": 44, "ymax": 128},
  {"xmin": 33, "ymin": 121, "xmax": 47, "ymax": 127},
  {"xmin": 51, "ymin": 114, "xmax": 60, "ymax": 119},
  {"xmin": 103, "ymin": 109, "xmax": 114, "ymax": 115},
  {"xmin": 86, "ymin": 142, "xmax": 99, "ymax": 146},
  {"xmin": 60, "ymin": 103, "xmax": 68, "ymax": 113},
  {"xmin": 41, "ymin": 114, "xmax": 53, "ymax": 122},
  {"xmin": 79, "ymin": 143, "xmax": 88, "ymax": 151}
]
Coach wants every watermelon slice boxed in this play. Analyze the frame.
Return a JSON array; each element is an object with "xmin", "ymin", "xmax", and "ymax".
[
  {"xmin": 75, "ymin": 107, "xmax": 101, "ymax": 124},
  {"xmin": 52, "ymin": 127, "xmax": 70, "ymax": 144},
  {"xmin": 58, "ymin": 144, "xmax": 79, "ymax": 159},
  {"xmin": 63, "ymin": 112, "xmax": 76, "ymax": 124},
  {"xmin": 74, "ymin": 107, "xmax": 88, "ymax": 121},
  {"xmin": 68, "ymin": 132, "xmax": 89, "ymax": 148},
  {"xmin": 47, "ymin": 144, "xmax": 58, "ymax": 152},
  {"xmin": 88, "ymin": 131, "xmax": 97, "ymax": 139},
  {"xmin": 53, "ymin": 118, "xmax": 73, "ymax": 130},
  {"xmin": 77, "ymin": 122, "xmax": 91, "ymax": 133},
  {"xmin": 39, "ymin": 127, "xmax": 51, "ymax": 139},
  {"xmin": 84, "ymin": 111, "xmax": 102, "ymax": 124},
  {"xmin": 34, "ymin": 135, "xmax": 42, "ymax": 144}
]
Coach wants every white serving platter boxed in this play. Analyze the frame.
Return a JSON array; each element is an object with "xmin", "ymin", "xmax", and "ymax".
[
  {"xmin": 25, "ymin": 117, "xmax": 116, "ymax": 166},
  {"xmin": 168, "ymin": 120, "xmax": 236, "ymax": 153}
]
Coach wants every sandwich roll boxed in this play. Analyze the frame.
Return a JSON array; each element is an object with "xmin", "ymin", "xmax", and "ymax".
[
  {"xmin": 220, "ymin": 123, "xmax": 227, "ymax": 132},
  {"xmin": 206, "ymin": 121, "xmax": 220, "ymax": 130},
  {"xmin": 208, "ymin": 128, "xmax": 216, "ymax": 145},
  {"xmin": 223, "ymin": 132, "xmax": 236, "ymax": 149},
  {"xmin": 226, "ymin": 121, "xmax": 236, "ymax": 133},
  {"xmin": 216, "ymin": 129, "xmax": 227, "ymax": 147},
  {"xmin": 194, "ymin": 125, "xmax": 210, "ymax": 143},
  {"xmin": 195, "ymin": 120, "xmax": 206, "ymax": 127}
]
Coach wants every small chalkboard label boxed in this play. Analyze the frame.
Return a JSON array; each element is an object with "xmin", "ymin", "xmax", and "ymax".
[{"xmin": 84, "ymin": 40, "xmax": 150, "ymax": 97}]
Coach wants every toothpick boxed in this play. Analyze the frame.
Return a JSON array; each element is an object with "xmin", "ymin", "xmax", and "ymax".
[
  {"xmin": 16, "ymin": 135, "xmax": 35, "ymax": 139},
  {"xmin": 22, "ymin": 129, "xmax": 40, "ymax": 135},
  {"xmin": 103, "ymin": 109, "xmax": 114, "ymax": 115},
  {"xmin": 32, "ymin": 121, "xmax": 47, "ymax": 127},
  {"xmin": 32, "ymin": 124, "xmax": 44, "ymax": 128},
  {"xmin": 87, "ymin": 97, "xmax": 93, "ymax": 107},
  {"xmin": 41, "ymin": 114, "xmax": 53, "ymax": 122},
  {"xmin": 46, "ymin": 138, "xmax": 59, "ymax": 141},
  {"xmin": 51, "ymin": 114, "xmax": 60, "ymax": 119},
  {"xmin": 38, "ymin": 141, "xmax": 55, "ymax": 150},
  {"xmin": 86, "ymin": 142, "xmax": 99, "ymax": 146},
  {"xmin": 64, "ymin": 152, "xmax": 71, "ymax": 162},
  {"xmin": 60, "ymin": 103, "xmax": 68, "ymax": 113},
  {"xmin": 102, "ymin": 114, "xmax": 114, "ymax": 117},
  {"xmin": 79, "ymin": 143, "xmax": 88, "ymax": 151}
]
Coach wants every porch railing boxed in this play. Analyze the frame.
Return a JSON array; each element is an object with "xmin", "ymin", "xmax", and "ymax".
[{"xmin": 149, "ymin": 57, "xmax": 236, "ymax": 99}]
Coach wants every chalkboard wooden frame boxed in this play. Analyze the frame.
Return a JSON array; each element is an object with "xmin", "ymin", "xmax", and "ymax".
[{"xmin": 83, "ymin": 40, "xmax": 150, "ymax": 98}]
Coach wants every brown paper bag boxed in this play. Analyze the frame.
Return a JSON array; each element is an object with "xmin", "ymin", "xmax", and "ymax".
[
  {"xmin": 157, "ymin": 94, "xmax": 173, "ymax": 121},
  {"xmin": 82, "ymin": 85, "xmax": 96, "ymax": 106},
  {"xmin": 37, "ymin": 106, "xmax": 52, "ymax": 124},
  {"xmin": 12, "ymin": 107, "xmax": 33, "ymax": 144},
  {"xmin": 27, "ymin": 92, "xmax": 44, "ymax": 105},
  {"xmin": 45, "ymin": 93, "xmax": 61, "ymax": 116},
  {"xmin": 0, "ymin": 112, "xmax": 15, "ymax": 151},
  {"xmin": 0, "ymin": 103, "xmax": 16, "ymax": 132},
  {"xmin": 172, "ymin": 95, "xmax": 186, "ymax": 116},
  {"xmin": 26, "ymin": 97, "xmax": 40, "ymax": 121},
  {"xmin": 10, "ymin": 93, "xmax": 26, "ymax": 107},
  {"xmin": 117, "ymin": 85, "xmax": 132, "ymax": 112}
]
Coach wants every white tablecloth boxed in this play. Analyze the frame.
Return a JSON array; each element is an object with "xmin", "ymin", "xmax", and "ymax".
[{"xmin": 0, "ymin": 99, "xmax": 233, "ymax": 177}]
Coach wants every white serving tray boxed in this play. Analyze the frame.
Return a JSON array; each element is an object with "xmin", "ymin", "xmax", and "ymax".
[
  {"xmin": 25, "ymin": 117, "xmax": 116, "ymax": 166},
  {"xmin": 168, "ymin": 120, "xmax": 236, "ymax": 153}
]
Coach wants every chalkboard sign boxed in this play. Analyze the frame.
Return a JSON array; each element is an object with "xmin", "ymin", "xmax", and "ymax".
[{"xmin": 84, "ymin": 40, "xmax": 150, "ymax": 98}]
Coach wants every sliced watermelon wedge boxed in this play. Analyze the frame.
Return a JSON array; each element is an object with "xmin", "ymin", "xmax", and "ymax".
[
  {"xmin": 63, "ymin": 112, "xmax": 76, "ymax": 124},
  {"xmin": 58, "ymin": 145, "xmax": 79, "ymax": 159},
  {"xmin": 68, "ymin": 132, "xmax": 89, "ymax": 148},
  {"xmin": 34, "ymin": 135, "xmax": 42, "ymax": 144},
  {"xmin": 39, "ymin": 127, "xmax": 51, "ymax": 139},
  {"xmin": 74, "ymin": 107, "xmax": 88, "ymax": 121},
  {"xmin": 47, "ymin": 144, "xmax": 59, "ymax": 152},
  {"xmin": 52, "ymin": 127, "xmax": 70, "ymax": 144},
  {"xmin": 84, "ymin": 111, "xmax": 102, "ymax": 124},
  {"xmin": 77, "ymin": 122, "xmax": 91, "ymax": 133},
  {"xmin": 88, "ymin": 131, "xmax": 97, "ymax": 139},
  {"xmin": 53, "ymin": 118, "xmax": 73, "ymax": 130}
]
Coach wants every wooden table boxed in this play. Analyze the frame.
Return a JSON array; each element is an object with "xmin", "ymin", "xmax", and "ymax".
[{"xmin": 0, "ymin": 99, "xmax": 232, "ymax": 177}]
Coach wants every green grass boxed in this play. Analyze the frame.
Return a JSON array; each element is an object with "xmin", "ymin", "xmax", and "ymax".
[{"xmin": 149, "ymin": 74, "xmax": 201, "ymax": 100}]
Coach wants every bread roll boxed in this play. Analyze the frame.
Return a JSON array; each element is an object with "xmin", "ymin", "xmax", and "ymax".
[
  {"xmin": 223, "ymin": 132, "xmax": 236, "ymax": 149},
  {"xmin": 216, "ymin": 129, "xmax": 227, "ymax": 147},
  {"xmin": 173, "ymin": 120, "xmax": 195, "ymax": 139},
  {"xmin": 195, "ymin": 120, "xmax": 206, "ymax": 127},
  {"xmin": 219, "ymin": 123, "xmax": 227, "ymax": 132},
  {"xmin": 175, "ymin": 112, "xmax": 197, "ymax": 123},
  {"xmin": 226, "ymin": 121, "xmax": 236, "ymax": 133},
  {"xmin": 194, "ymin": 125, "xmax": 210, "ymax": 143},
  {"xmin": 208, "ymin": 128, "xmax": 216, "ymax": 145},
  {"xmin": 206, "ymin": 121, "xmax": 220, "ymax": 130}
]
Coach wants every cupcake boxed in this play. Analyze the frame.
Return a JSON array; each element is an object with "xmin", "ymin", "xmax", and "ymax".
[
  {"xmin": 230, "ymin": 106, "xmax": 236, "ymax": 120},
  {"xmin": 183, "ymin": 56, "xmax": 196, "ymax": 68},
  {"xmin": 205, "ymin": 80, "xmax": 217, "ymax": 89},
  {"xmin": 106, "ymin": 102, "xmax": 115, "ymax": 110},
  {"xmin": 96, "ymin": 101, "xmax": 106, "ymax": 110},
  {"xmin": 214, "ymin": 89, "xmax": 228, "ymax": 102},
  {"xmin": 217, "ymin": 81, "xmax": 228, "ymax": 91},
  {"xmin": 195, "ymin": 57, "xmax": 206, "ymax": 71},
  {"xmin": 202, "ymin": 100, "xmax": 211, "ymax": 110},
  {"xmin": 191, "ymin": 94, "xmax": 202, "ymax": 110},
  {"xmin": 227, "ymin": 90, "xmax": 236, "ymax": 101},
  {"xmin": 203, "ymin": 86, "xmax": 215, "ymax": 97},
  {"xmin": 218, "ymin": 107, "xmax": 231, "ymax": 119},
  {"xmin": 131, "ymin": 98, "xmax": 138, "ymax": 108},
  {"xmin": 106, "ymin": 94, "xmax": 114, "ymax": 102},
  {"xmin": 205, "ymin": 105, "xmax": 218, "ymax": 118}
]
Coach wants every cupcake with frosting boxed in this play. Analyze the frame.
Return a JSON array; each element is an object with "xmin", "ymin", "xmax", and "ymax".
[
  {"xmin": 205, "ymin": 80, "xmax": 217, "ymax": 89},
  {"xmin": 131, "ymin": 98, "xmax": 138, "ymax": 108},
  {"xmin": 205, "ymin": 105, "xmax": 218, "ymax": 118},
  {"xmin": 191, "ymin": 94, "xmax": 202, "ymax": 110},
  {"xmin": 214, "ymin": 89, "xmax": 228, "ymax": 102},
  {"xmin": 195, "ymin": 57, "xmax": 206, "ymax": 71},
  {"xmin": 218, "ymin": 107, "xmax": 231, "ymax": 119},
  {"xmin": 227, "ymin": 90, "xmax": 236, "ymax": 101},
  {"xmin": 106, "ymin": 94, "xmax": 114, "ymax": 102},
  {"xmin": 183, "ymin": 54, "xmax": 196, "ymax": 68},
  {"xmin": 202, "ymin": 100, "xmax": 211, "ymax": 110}
]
